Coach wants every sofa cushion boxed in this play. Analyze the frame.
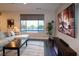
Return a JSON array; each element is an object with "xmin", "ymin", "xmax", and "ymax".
[
  {"xmin": 5, "ymin": 36, "xmax": 15, "ymax": 41},
  {"xmin": 0, "ymin": 32, "xmax": 6, "ymax": 39},
  {"xmin": 0, "ymin": 39, "xmax": 9, "ymax": 46}
]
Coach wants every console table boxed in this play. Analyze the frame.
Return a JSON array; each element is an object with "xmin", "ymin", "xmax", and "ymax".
[
  {"xmin": 53, "ymin": 37, "xmax": 77, "ymax": 56},
  {"xmin": 3, "ymin": 38, "xmax": 28, "ymax": 56},
  {"xmin": 44, "ymin": 37, "xmax": 77, "ymax": 56}
]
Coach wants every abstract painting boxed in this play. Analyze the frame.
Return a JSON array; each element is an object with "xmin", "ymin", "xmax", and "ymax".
[{"xmin": 58, "ymin": 4, "xmax": 75, "ymax": 38}]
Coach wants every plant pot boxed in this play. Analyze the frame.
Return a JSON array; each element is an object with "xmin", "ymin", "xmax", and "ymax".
[{"xmin": 48, "ymin": 35, "xmax": 53, "ymax": 41}]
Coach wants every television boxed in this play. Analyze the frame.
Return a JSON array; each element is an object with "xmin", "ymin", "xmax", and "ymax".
[{"xmin": 57, "ymin": 4, "xmax": 75, "ymax": 38}]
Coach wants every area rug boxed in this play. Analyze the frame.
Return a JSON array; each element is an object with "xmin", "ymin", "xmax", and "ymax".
[{"xmin": 0, "ymin": 40, "xmax": 44, "ymax": 56}]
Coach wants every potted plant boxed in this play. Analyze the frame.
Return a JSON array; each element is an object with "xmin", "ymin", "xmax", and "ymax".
[{"xmin": 46, "ymin": 21, "xmax": 54, "ymax": 40}]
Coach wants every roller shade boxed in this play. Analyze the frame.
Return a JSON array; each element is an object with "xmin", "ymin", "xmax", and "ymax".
[{"xmin": 20, "ymin": 14, "xmax": 44, "ymax": 20}]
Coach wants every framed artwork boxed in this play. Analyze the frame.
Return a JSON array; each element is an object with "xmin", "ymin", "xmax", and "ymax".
[
  {"xmin": 7, "ymin": 19, "xmax": 14, "ymax": 28},
  {"xmin": 57, "ymin": 4, "xmax": 75, "ymax": 38}
]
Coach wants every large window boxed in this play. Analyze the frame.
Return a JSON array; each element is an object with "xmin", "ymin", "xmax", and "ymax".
[{"xmin": 20, "ymin": 14, "xmax": 44, "ymax": 33}]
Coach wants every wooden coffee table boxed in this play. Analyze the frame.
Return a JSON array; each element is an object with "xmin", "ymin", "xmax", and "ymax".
[{"xmin": 3, "ymin": 38, "xmax": 28, "ymax": 56}]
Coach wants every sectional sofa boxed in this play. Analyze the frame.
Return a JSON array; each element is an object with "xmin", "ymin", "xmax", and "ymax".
[{"xmin": 0, "ymin": 31, "xmax": 29, "ymax": 51}]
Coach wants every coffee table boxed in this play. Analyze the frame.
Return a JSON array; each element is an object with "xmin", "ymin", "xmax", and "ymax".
[{"xmin": 3, "ymin": 38, "xmax": 28, "ymax": 56}]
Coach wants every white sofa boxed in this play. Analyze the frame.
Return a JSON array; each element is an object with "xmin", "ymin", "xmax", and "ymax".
[
  {"xmin": 0, "ymin": 36, "xmax": 15, "ymax": 46},
  {"xmin": 0, "ymin": 32, "xmax": 15, "ymax": 50},
  {"xmin": 0, "ymin": 31, "xmax": 29, "ymax": 50}
]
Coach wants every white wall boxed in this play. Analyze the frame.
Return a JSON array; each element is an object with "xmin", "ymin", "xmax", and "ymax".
[
  {"xmin": 0, "ymin": 11, "xmax": 55, "ymax": 39},
  {"xmin": 56, "ymin": 3, "xmax": 79, "ymax": 55}
]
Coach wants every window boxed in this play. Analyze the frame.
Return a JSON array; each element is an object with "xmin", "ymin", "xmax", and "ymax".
[{"xmin": 20, "ymin": 14, "xmax": 44, "ymax": 33}]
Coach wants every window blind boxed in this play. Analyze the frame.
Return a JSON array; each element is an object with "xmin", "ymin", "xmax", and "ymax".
[{"xmin": 20, "ymin": 14, "xmax": 44, "ymax": 20}]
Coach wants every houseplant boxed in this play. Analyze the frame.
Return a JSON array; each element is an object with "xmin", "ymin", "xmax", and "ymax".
[{"xmin": 46, "ymin": 21, "xmax": 54, "ymax": 40}]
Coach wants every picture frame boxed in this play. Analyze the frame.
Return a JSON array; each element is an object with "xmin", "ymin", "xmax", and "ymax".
[{"xmin": 7, "ymin": 19, "xmax": 14, "ymax": 28}]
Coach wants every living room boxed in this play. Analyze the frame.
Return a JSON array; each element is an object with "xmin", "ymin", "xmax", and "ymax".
[
  {"xmin": 0, "ymin": 3, "xmax": 59, "ymax": 56},
  {"xmin": 0, "ymin": 3, "xmax": 79, "ymax": 56}
]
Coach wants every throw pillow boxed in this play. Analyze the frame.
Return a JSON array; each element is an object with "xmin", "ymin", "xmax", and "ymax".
[{"xmin": 10, "ymin": 31, "xmax": 15, "ymax": 36}]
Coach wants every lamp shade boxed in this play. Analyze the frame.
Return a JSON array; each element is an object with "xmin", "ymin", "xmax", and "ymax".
[{"xmin": 13, "ymin": 26, "xmax": 19, "ymax": 32}]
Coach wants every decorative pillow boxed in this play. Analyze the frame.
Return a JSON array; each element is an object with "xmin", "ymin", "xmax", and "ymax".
[
  {"xmin": 4, "ymin": 32, "xmax": 10, "ymax": 37},
  {"xmin": 10, "ymin": 31, "xmax": 15, "ymax": 36},
  {"xmin": 0, "ymin": 32, "xmax": 6, "ymax": 39},
  {"xmin": 5, "ymin": 31, "xmax": 11, "ymax": 37},
  {"xmin": 4, "ymin": 31, "xmax": 15, "ymax": 37}
]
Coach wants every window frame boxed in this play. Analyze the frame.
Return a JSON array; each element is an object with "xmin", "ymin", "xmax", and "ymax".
[{"xmin": 20, "ymin": 20, "xmax": 44, "ymax": 33}]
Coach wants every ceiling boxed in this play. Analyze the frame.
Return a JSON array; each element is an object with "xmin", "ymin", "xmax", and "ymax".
[{"xmin": 0, "ymin": 3, "xmax": 61, "ymax": 12}]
